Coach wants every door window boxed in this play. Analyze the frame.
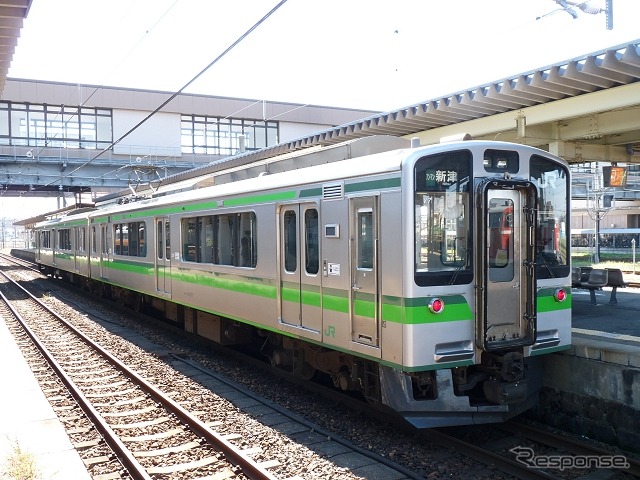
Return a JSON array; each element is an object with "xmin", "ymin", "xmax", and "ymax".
[
  {"xmin": 357, "ymin": 210, "xmax": 374, "ymax": 270},
  {"xmin": 283, "ymin": 210, "xmax": 297, "ymax": 273},
  {"xmin": 165, "ymin": 222, "xmax": 171, "ymax": 260},
  {"xmin": 304, "ymin": 208, "xmax": 319, "ymax": 275},
  {"xmin": 488, "ymin": 197, "xmax": 515, "ymax": 282},
  {"xmin": 157, "ymin": 221, "xmax": 164, "ymax": 260}
]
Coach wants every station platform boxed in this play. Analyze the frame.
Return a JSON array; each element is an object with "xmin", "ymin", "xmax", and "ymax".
[
  {"xmin": 536, "ymin": 284, "xmax": 640, "ymax": 451},
  {"xmin": 0, "ymin": 316, "xmax": 91, "ymax": 479}
]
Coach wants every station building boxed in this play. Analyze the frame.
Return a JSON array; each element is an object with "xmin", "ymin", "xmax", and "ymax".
[{"xmin": 0, "ymin": 78, "xmax": 379, "ymax": 203}]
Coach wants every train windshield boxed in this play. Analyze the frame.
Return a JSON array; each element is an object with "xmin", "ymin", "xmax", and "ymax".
[
  {"xmin": 414, "ymin": 150, "xmax": 472, "ymax": 286},
  {"xmin": 530, "ymin": 155, "xmax": 570, "ymax": 279}
]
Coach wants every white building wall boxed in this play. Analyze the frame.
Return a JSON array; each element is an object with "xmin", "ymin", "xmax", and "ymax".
[
  {"xmin": 279, "ymin": 121, "xmax": 333, "ymax": 142},
  {"xmin": 112, "ymin": 110, "xmax": 182, "ymax": 157}
]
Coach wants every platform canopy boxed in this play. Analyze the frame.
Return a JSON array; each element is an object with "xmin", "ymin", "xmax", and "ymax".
[{"xmin": 0, "ymin": 0, "xmax": 32, "ymax": 93}]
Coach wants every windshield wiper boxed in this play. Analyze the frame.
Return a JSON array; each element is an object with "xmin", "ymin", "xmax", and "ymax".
[{"xmin": 537, "ymin": 250, "xmax": 556, "ymax": 278}]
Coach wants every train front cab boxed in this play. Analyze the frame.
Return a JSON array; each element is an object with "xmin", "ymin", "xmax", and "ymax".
[{"xmin": 382, "ymin": 142, "xmax": 571, "ymax": 427}]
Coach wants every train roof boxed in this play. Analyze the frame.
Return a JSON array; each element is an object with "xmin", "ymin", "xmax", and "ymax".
[
  {"xmin": 33, "ymin": 139, "xmax": 567, "ymax": 227},
  {"xmin": 86, "ymin": 145, "xmax": 412, "ymax": 220}
]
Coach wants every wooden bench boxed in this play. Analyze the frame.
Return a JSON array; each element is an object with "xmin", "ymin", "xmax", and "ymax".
[{"xmin": 572, "ymin": 267, "xmax": 627, "ymax": 305}]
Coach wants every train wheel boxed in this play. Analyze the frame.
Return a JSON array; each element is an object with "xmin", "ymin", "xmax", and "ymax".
[
  {"xmin": 98, "ymin": 283, "xmax": 110, "ymax": 299},
  {"xmin": 131, "ymin": 293, "xmax": 144, "ymax": 312},
  {"xmin": 294, "ymin": 360, "xmax": 316, "ymax": 381}
]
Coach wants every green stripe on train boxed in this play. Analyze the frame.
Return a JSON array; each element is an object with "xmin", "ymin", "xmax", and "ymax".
[
  {"xmin": 344, "ymin": 177, "xmax": 401, "ymax": 192},
  {"xmin": 102, "ymin": 259, "xmax": 474, "ymax": 325},
  {"xmin": 101, "ymin": 259, "xmax": 567, "ymax": 324}
]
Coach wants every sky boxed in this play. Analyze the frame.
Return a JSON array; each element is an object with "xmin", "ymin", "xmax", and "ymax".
[
  {"xmin": 8, "ymin": 0, "xmax": 640, "ymax": 112},
  {"xmin": 3, "ymin": 0, "xmax": 640, "ymax": 218}
]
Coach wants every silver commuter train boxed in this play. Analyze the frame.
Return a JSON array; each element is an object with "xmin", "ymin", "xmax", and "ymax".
[{"xmin": 34, "ymin": 136, "xmax": 572, "ymax": 427}]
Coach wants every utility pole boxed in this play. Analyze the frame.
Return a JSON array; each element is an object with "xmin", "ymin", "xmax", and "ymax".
[{"xmin": 586, "ymin": 177, "xmax": 614, "ymax": 264}]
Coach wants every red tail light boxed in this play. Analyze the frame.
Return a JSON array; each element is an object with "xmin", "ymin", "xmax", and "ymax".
[
  {"xmin": 429, "ymin": 297, "xmax": 445, "ymax": 314},
  {"xmin": 554, "ymin": 288, "xmax": 567, "ymax": 302}
]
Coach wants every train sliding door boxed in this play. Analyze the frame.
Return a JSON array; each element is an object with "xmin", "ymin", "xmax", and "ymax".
[
  {"xmin": 477, "ymin": 181, "xmax": 536, "ymax": 351},
  {"xmin": 349, "ymin": 196, "xmax": 380, "ymax": 347},
  {"xmin": 155, "ymin": 217, "xmax": 171, "ymax": 296},
  {"xmin": 278, "ymin": 203, "xmax": 322, "ymax": 333}
]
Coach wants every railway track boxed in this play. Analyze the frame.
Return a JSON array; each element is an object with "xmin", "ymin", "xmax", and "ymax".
[
  {"xmin": 424, "ymin": 420, "xmax": 640, "ymax": 480},
  {"xmin": 153, "ymin": 351, "xmax": 640, "ymax": 480},
  {"xmin": 0, "ymin": 267, "xmax": 283, "ymax": 480},
  {"xmin": 2, "ymin": 252, "xmax": 639, "ymax": 480},
  {"xmin": 0, "ymin": 254, "xmax": 421, "ymax": 480}
]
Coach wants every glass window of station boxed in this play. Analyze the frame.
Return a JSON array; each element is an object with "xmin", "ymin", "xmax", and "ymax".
[
  {"xmin": 0, "ymin": 102, "xmax": 113, "ymax": 149},
  {"xmin": 181, "ymin": 115, "xmax": 278, "ymax": 156}
]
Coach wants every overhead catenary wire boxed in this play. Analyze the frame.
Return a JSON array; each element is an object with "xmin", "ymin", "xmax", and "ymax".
[
  {"xmin": 44, "ymin": 0, "xmax": 289, "ymax": 189},
  {"xmin": 0, "ymin": 1, "xmax": 182, "ymax": 199}
]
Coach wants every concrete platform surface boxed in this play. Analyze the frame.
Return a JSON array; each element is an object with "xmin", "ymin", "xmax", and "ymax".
[
  {"xmin": 571, "ymin": 282, "xmax": 640, "ymax": 339},
  {"xmin": 0, "ymin": 317, "xmax": 90, "ymax": 480}
]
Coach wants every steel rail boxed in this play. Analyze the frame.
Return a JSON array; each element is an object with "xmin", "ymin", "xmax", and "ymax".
[
  {"xmin": 0, "ymin": 269, "xmax": 279, "ymax": 480},
  {"xmin": 503, "ymin": 420, "xmax": 640, "ymax": 477},
  {"xmin": 421, "ymin": 428, "xmax": 562, "ymax": 480},
  {"xmin": 0, "ymin": 270, "xmax": 152, "ymax": 480}
]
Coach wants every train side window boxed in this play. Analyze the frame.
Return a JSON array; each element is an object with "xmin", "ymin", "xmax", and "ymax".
[
  {"xmin": 58, "ymin": 229, "xmax": 71, "ymax": 251},
  {"xmin": 91, "ymin": 226, "xmax": 97, "ymax": 254},
  {"xmin": 305, "ymin": 208, "xmax": 319, "ymax": 275},
  {"xmin": 283, "ymin": 210, "xmax": 297, "ymax": 273},
  {"xmin": 180, "ymin": 212, "xmax": 256, "ymax": 267},
  {"xmin": 77, "ymin": 227, "xmax": 86, "ymax": 253},
  {"xmin": 238, "ymin": 212, "xmax": 257, "ymax": 268},
  {"xmin": 114, "ymin": 224, "xmax": 122, "ymax": 255},
  {"xmin": 113, "ymin": 221, "xmax": 147, "ymax": 257},
  {"xmin": 181, "ymin": 216, "xmax": 214, "ymax": 263},
  {"xmin": 182, "ymin": 217, "xmax": 198, "ymax": 262},
  {"xmin": 214, "ymin": 214, "xmax": 235, "ymax": 265},
  {"xmin": 128, "ymin": 223, "xmax": 138, "ymax": 256},
  {"xmin": 201, "ymin": 216, "xmax": 213, "ymax": 263},
  {"xmin": 138, "ymin": 222, "xmax": 146, "ymax": 257}
]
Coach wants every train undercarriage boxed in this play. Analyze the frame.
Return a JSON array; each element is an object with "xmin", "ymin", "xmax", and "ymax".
[{"xmin": 42, "ymin": 269, "xmax": 540, "ymax": 427}]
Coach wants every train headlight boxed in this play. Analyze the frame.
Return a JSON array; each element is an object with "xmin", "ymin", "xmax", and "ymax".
[
  {"xmin": 554, "ymin": 288, "xmax": 567, "ymax": 302},
  {"xmin": 428, "ymin": 297, "xmax": 445, "ymax": 314}
]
